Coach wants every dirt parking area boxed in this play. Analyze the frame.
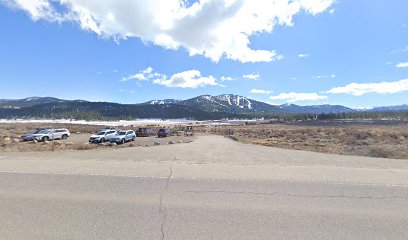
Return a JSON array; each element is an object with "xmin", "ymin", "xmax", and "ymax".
[{"xmin": 0, "ymin": 123, "xmax": 195, "ymax": 152}]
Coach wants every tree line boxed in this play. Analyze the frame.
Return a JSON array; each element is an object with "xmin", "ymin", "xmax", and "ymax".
[{"xmin": 0, "ymin": 102, "xmax": 407, "ymax": 121}]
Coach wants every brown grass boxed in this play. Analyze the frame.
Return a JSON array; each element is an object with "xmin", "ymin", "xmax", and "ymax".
[{"xmin": 207, "ymin": 122, "xmax": 408, "ymax": 159}]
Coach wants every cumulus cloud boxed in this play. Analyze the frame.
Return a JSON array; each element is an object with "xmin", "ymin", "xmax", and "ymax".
[
  {"xmin": 243, "ymin": 73, "xmax": 260, "ymax": 80},
  {"xmin": 1, "ymin": 0, "xmax": 334, "ymax": 63},
  {"xmin": 153, "ymin": 70, "xmax": 217, "ymax": 88},
  {"xmin": 270, "ymin": 92, "xmax": 327, "ymax": 102},
  {"xmin": 250, "ymin": 89, "xmax": 273, "ymax": 94},
  {"xmin": 122, "ymin": 67, "xmax": 217, "ymax": 88},
  {"xmin": 326, "ymin": 79, "xmax": 408, "ymax": 96},
  {"xmin": 1, "ymin": 0, "xmax": 64, "ymax": 21},
  {"xmin": 396, "ymin": 62, "xmax": 408, "ymax": 68}
]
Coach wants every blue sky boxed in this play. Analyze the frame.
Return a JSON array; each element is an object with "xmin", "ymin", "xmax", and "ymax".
[{"xmin": 0, "ymin": 0, "xmax": 407, "ymax": 108}]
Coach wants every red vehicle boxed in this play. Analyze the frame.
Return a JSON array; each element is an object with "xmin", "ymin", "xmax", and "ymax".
[
  {"xmin": 136, "ymin": 128, "xmax": 155, "ymax": 137},
  {"xmin": 157, "ymin": 128, "xmax": 173, "ymax": 138}
]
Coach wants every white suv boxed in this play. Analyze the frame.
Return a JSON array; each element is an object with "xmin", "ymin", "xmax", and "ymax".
[
  {"xmin": 29, "ymin": 129, "xmax": 71, "ymax": 142},
  {"xmin": 89, "ymin": 130, "xmax": 117, "ymax": 143}
]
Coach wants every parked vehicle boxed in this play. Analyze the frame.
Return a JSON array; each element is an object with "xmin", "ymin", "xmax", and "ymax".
[
  {"xmin": 22, "ymin": 128, "xmax": 70, "ymax": 142},
  {"xmin": 110, "ymin": 130, "xmax": 136, "ymax": 144},
  {"xmin": 136, "ymin": 128, "xmax": 155, "ymax": 137},
  {"xmin": 20, "ymin": 128, "xmax": 49, "ymax": 141},
  {"xmin": 157, "ymin": 128, "xmax": 173, "ymax": 138},
  {"xmin": 89, "ymin": 130, "xmax": 117, "ymax": 143},
  {"xmin": 99, "ymin": 126, "xmax": 120, "ymax": 132},
  {"xmin": 184, "ymin": 125, "xmax": 194, "ymax": 136}
]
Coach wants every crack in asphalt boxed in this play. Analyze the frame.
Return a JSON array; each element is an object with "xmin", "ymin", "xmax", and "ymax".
[
  {"xmin": 185, "ymin": 190, "xmax": 408, "ymax": 200},
  {"xmin": 158, "ymin": 160, "xmax": 175, "ymax": 240}
]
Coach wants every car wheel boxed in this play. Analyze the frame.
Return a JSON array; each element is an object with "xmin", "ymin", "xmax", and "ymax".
[
  {"xmin": 62, "ymin": 134, "xmax": 68, "ymax": 140},
  {"xmin": 42, "ymin": 136, "xmax": 49, "ymax": 142},
  {"xmin": 132, "ymin": 137, "xmax": 135, "ymax": 141},
  {"xmin": 100, "ymin": 138, "xmax": 105, "ymax": 143},
  {"xmin": 121, "ymin": 139, "xmax": 125, "ymax": 144}
]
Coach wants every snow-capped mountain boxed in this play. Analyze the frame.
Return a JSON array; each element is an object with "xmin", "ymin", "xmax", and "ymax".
[
  {"xmin": 179, "ymin": 94, "xmax": 280, "ymax": 113},
  {"xmin": 144, "ymin": 99, "xmax": 181, "ymax": 105},
  {"xmin": 214, "ymin": 94, "xmax": 252, "ymax": 110},
  {"xmin": 144, "ymin": 94, "xmax": 407, "ymax": 114}
]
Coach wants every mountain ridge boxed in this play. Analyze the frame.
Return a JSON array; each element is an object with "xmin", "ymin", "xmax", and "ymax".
[{"xmin": 0, "ymin": 95, "xmax": 407, "ymax": 119}]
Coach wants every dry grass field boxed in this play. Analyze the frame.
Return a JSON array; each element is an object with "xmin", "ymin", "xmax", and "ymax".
[
  {"xmin": 203, "ymin": 121, "xmax": 408, "ymax": 159},
  {"xmin": 0, "ymin": 123, "xmax": 195, "ymax": 152},
  {"xmin": 1, "ymin": 121, "xmax": 407, "ymax": 159}
]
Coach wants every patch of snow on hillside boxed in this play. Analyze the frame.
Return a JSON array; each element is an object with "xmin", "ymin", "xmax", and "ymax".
[
  {"xmin": 247, "ymin": 99, "xmax": 252, "ymax": 109},
  {"xmin": 25, "ymin": 97, "xmax": 40, "ymax": 101}
]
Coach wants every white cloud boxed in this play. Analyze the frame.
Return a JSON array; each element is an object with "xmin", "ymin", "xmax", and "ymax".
[
  {"xmin": 119, "ymin": 89, "xmax": 136, "ymax": 94},
  {"xmin": 153, "ymin": 70, "xmax": 217, "ymax": 88},
  {"xmin": 396, "ymin": 62, "xmax": 408, "ymax": 68},
  {"xmin": 243, "ymin": 73, "xmax": 260, "ymax": 80},
  {"xmin": 122, "ymin": 67, "xmax": 217, "ymax": 88},
  {"xmin": 2, "ymin": 0, "xmax": 334, "ymax": 63},
  {"xmin": 121, "ymin": 66, "xmax": 167, "ymax": 82},
  {"xmin": 313, "ymin": 74, "xmax": 336, "ymax": 79},
  {"xmin": 298, "ymin": 53, "xmax": 310, "ymax": 58},
  {"xmin": 220, "ymin": 76, "xmax": 236, "ymax": 81},
  {"xmin": 1, "ymin": 0, "xmax": 64, "ymax": 21},
  {"xmin": 326, "ymin": 79, "xmax": 408, "ymax": 96},
  {"xmin": 329, "ymin": 9, "xmax": 335, "ymax": 14},
  {"xmin": 270, "ymin": 92, "xmax": 327, "ymax": 102},
  {"xmin": 250, "ymin": 89, "xmax": 273, "ymax": 94},
  {"xmin": 390, "ymin": 45, "xmax": 408, "ymax": 54}
]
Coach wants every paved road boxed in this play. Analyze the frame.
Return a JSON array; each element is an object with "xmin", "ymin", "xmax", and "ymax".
[{"xmin": 1, "ymin": 135, "xmax": 408, "ymax": 239}]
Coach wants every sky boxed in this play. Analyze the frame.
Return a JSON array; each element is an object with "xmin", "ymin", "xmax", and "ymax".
[{"xmin": 0, "ymin": 0, "xmax": 407, "ymax": 108}]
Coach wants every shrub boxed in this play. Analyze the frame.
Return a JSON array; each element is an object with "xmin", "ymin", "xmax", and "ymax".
[{"xmin": 368, "ymin": 147, "xmax": 394, "ymax": 158}]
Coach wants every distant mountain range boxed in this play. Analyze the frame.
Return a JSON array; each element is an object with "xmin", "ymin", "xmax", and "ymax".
[
  {"xmin": 0, "ymin": 95, "xmax": 407, "ymax": 120},
  {"xmin": 367, "ymin": 105, "xmax": 408, "ymax": 112},
  {"xmin": 0, "ymin": 97, "xmax": 87, "ymax": 108},
  {"xmin": 142, "ymin": 94, "xmax": 407, "ymax": 114}
]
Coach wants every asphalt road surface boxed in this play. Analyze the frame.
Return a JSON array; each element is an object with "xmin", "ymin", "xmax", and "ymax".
[{"xmin": 1, "ymin": 135, "xmax": 407, "ymax": 239}]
